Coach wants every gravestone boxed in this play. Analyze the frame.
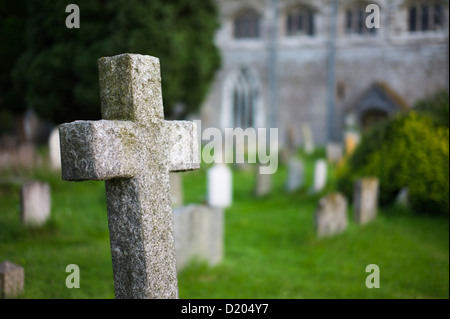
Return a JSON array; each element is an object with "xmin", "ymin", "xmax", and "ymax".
[
  {"xmin": 345, "ymin": 131, "xmax": 360, "ymax": 156},
  {"xmin": 59, "ymin": 54, "xmax": 199, "ymax": 299},
  {"xmin": 255, "ymin": 165, "xmax": 272, "ymax": 197},
  {"xmin": 281, "ymin": 125, "xmax": 296, "ymax": 164},
  {"xmin": 285, "ymin": 157, "xmax": 304, "ymax": 192},
  {"xmin": 0, "ymin": 261, "xmax": 24, "ymax": 299},
  {"xmin": 353, "ymin": 178, "xmax": 379, "ymax": 225},
  {"xmin": 301, "ymin": 123, "xmax": 315, "ymax": 155},
  {"xmin": 315, "ymin": 193, "xmax": 348, "ymax": 238},
  {"xmin": 173, "ymin": 205, "xmax": 223, "ymax": 272},
  {"xmin": 396, "ymin": 187, "xmax": 409, "ymax": 207},
  {"xmin": 312, "ymin": 159, "xmax": 328, "ymax": 193},
  {"xmin": 326, "ymin": 142, "xmax": 343, "ymax": 164},
  {"xmin": 20, "ymin": 181, "xmax": 51, "ymax": 226},
  {"xmin": 169, "ymin": 173, "xmax": 183, "ymax": 208},
  {"xmin": 0, "ymin": 141, "xmax": 37, "ymax": 171},
  {"xmin": 207, "ymin": 163, "xmax": 232, "ymax": 208},
  {"xmin": 48, "ymin": 127, "xmax": 61, "ymax": 170},
  {"xmin": 286, "ymin": 124, "xmax": 296, "ymax": 153}
]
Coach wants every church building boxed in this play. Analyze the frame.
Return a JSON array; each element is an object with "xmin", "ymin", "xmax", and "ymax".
[{"xmin": 200, "ymin": 0, "xmax": 449, "ymax": 145}]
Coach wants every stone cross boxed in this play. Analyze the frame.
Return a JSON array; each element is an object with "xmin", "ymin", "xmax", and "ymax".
[{"xmin": 59, "ymin": 54, "xmax": 199, "ymax": 299}]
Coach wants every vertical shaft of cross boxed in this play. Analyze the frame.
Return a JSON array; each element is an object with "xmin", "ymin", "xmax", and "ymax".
[
  {"xmin": 98, "ymin": 54, "xmax": 178, "ymax": 299},
  {"xmin": 105, "ymin": 163, "xmax": 176, "ymax": 299},
  {"xmin": 103, "ymin": 123, "xmax": 180, "ymax": 298}
]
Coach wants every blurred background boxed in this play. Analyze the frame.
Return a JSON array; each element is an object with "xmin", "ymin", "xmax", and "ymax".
[{"xmin": 0, "ymin": 0, "xmax": 448, "ymax": 299}]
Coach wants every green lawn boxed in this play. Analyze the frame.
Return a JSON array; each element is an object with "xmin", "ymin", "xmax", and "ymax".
[{"xmin": 0, "ymin": 150, "xmax": 448, "ymax": 299}]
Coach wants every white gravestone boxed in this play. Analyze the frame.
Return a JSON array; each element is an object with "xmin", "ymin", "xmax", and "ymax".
[
  {"xmin": 48, "ymin": 127, "xmax": 61, "ymax": 170},
  {"xmin": 312, "ymin": 159, "xmax": 328, "ymax": 193},
  {"xmin": 207, "ymin": 163, "xmax": 232, "ymax": 208},
  {"xmin": 20, "ymin": 181, "xmax": 51, "ymax": 226}
]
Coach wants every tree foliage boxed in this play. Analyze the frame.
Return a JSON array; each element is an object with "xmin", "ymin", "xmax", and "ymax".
[
  {"xmin": 1, "ymin": 0, "xmax": 221, "ymax": 124},
  {"xmin": 413, "ymin": 89, "xmax": 449, "ymax": 128},
  {"xmin": 0, "ymin": 1, "xmax": 27, "ymax": 116}
]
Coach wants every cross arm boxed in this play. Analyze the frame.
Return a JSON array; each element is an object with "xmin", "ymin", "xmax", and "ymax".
[
  {"xmin": 59, "ymin": 120, "xmax": 138, "ymax": 181},
  {"xmin": 166, "ymin": 121, "xmax": 200, "ymax": 172}
]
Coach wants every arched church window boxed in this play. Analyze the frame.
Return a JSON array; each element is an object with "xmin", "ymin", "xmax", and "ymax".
[
  {"xmin": 408, "ymin": 1, "xmax": 445, "ymax": 32},
  {"xmin": 286, "ymin": 6, "xmax": 316, "ymax": 36},
  {"xmin": 231, "ymin": 68, "xmax": 259, "ymax": 129},
  {"xmin": 234, "ymin": 10, "xmax": 261, "ymax": 39}
]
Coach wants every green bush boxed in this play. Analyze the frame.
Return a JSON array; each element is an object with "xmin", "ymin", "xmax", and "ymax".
[
  {"xmin": 337, "ymin": 112, "xmax": 449, "ymax": 215},
  {"xmin": 414, "ymin": 89, "xmax": 449, "ymax": 128}
]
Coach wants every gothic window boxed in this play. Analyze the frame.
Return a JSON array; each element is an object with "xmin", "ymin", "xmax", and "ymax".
[
  {"xmin": 234, "ymin": 10, "xmax": 261, "ymax": 39},
  {"xmin": 408, "ymin": 2, "xmax": 445, "ymax": 32},
  {"xmin": 345, "ymin": 5, "xmax": 377, "ymax": 35},
  {"xmin": 286, "ymin": 7, "xmax": 315, "ymax": 36},
  {"xmin": 231, "ymin": 69, "xmax": 259, "ymax": 129}
]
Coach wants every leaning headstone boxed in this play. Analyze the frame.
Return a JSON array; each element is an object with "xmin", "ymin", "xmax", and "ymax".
[
  {"xmin": 353, "ymin": 178, "xmax": 379, "ymax": 225},
  {"xmin": 20, "ymin": 181, "xmax": 51, "ymax": 226},
  {"xmin": 285, "ymin": 157, "xmax": 304, "ymax": 192},
  {"xmin": 169, "ymin": 173, "xmax": 183, "ymax": 208},
  {"xmin": 0, "ymin": 261, "xmax": 24, "ymax": 299},
  {"xmin": 301, "ymin": 123, "xmax": 315, "ymax": 155},
  {"xmin": 48, "ymin": 127, "xmax": 61, "ymax": 170},
  {"xmin": 315, "ymin": 193, "xmax": 348, "ymax": 238},
  {"xmin": 312, "ymin": 159, "xmax": 328, "ymax": 193},
  {"xmin": 327, "ymin": 142, "xmax": 343, "ymax": 164},
  {"xmin": 255, "ymin": 165, "xmax": 272, "ymax": 197},
  {"xmin": 207, "ymin": 163, "xmax": 232, "ymax": 208},
  {"xmin": 173, "ymin": 205, "xmax": 224, "ymax": 272},
  {"xmin": 59, "ymin": 54, "xmax": 199, "ymax": 299}
]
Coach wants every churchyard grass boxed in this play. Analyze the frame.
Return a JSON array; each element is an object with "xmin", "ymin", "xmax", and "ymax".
[{"xmin": 0, "ymin": 149, "xmax": 448, "ymax": 298}]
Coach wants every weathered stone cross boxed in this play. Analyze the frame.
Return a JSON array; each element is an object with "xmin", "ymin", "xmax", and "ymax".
[{"xmin": 59, "ymin": 54, "xmax": 199, "ymax": 299}]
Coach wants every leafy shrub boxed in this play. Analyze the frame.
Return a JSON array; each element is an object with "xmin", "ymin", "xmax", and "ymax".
[
  {"xmin": 337, "ymin": 112, "xmax": 449, "ymax": 215},
  {"xmin": 414, "ymin": 89, "xmax": 449, "ymax": 128}
]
